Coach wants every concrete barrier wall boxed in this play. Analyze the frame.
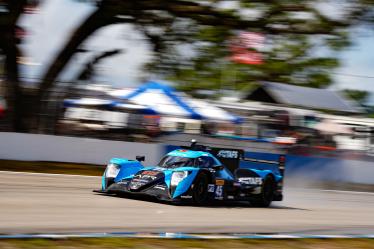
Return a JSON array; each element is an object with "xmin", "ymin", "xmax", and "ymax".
[
  {"xmin": 0, "ymin": 132, "xmax": 162, "ymax": 165},
  {"xmin": 285, "ymin": 154, "xmax": 374, "ymax": 184},
  {"xmin": 1, "ymin": 132, "xmax": 373, "ymax": 185},
  {"xmin": 243, "ymin": 151, "xmax": 374, "ymax": 184}
]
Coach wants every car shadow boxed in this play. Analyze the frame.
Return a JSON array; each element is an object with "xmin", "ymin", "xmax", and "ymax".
[{"xmin": 93, "ymin": 192, "xmax": 308, "ymax": 211}]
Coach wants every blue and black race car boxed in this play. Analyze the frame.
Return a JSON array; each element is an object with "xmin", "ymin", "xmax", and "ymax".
[{"xmin": 95, "ymin": 140, "xmax": 285, "ymax": 207}]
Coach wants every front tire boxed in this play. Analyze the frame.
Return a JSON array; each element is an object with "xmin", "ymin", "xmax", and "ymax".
[
  {"xmin": 192, "ymin": 173, "xmax": 209, "ymax": 205},
  {"xmin": 251, "ymin": 175, "xmax": 275, "ymax": 207},
  {"xmin": 104, "ymin": 177, "xmax": 115, "ymax": 190}
]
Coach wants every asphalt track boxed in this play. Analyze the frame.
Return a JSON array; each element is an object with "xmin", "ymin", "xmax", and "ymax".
[{"xmin": 1, "ymin": 171, "xmax": 374, "ymax": 235}]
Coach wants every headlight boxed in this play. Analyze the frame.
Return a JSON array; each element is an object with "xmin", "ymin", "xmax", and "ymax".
[
  {"xmin": 171, "ymin": 171, "xmax": 189, "ymax": 186},
  {"xmin": 105, "ymin": 163, "xmax": 120, "ymax": 178}
]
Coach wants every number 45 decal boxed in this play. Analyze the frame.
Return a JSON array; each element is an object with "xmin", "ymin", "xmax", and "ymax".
[{"xmin": 215, "ymin": 185, "xmax": 223, "ymax": 198}]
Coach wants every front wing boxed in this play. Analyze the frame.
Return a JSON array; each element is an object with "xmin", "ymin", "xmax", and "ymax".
[
  {"xmin": 95, "ymin": 179, "xmax": 191, "ymax": 202},
  {"xmin": 94, "ymin": 177, "xmax": 266, "ymax": 203}
]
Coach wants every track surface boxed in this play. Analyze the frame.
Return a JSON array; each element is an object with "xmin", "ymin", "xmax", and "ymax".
[{"xmin": 1, "ymin": 171, "xmax": 374, "ymax": 235}]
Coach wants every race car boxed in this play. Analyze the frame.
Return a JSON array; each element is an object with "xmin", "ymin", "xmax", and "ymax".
[{"xmin": 95, "ymin": 140, "xmax": 285, "ymax": 207}]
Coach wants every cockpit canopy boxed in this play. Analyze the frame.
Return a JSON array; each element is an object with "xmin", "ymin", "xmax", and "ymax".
[{"xmin": 158, "ymin": 155, "xmax": 217, "ymax": 169}]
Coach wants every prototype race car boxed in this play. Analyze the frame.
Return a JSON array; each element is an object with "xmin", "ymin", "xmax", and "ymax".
[{"xmin": 95, "ymin": 140, "xmax": 285, "ymax": 207}]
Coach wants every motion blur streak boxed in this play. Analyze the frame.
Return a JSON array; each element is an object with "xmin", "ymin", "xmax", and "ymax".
[{"xmin": 1, "ymin": 171, "xmax": 374, "ymax": 235}]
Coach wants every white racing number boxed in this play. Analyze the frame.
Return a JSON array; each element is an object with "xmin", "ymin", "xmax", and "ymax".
[
  {"xmin": 238, "ymin": 177, "xmax": 263, "ymax": 185},
  {"xmin": 207, "ymin": 184, "xmax": 215, "ymax": 193},
  {"xmin": 215, "ymin": 185, "xmax": 223, "ymax": 199}
]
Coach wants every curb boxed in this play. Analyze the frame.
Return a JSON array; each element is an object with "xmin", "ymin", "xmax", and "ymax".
[{"xmin": 1, "ymin": 233, "xmax": 374, "ymax": 239}]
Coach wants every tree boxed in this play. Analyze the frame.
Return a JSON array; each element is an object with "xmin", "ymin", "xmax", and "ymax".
[
  {"xmin": 343, "ymin": 89, "xmax": 369, "ymax": 105},
  {"xmin": 1, "ymin": 0, "xmax": 374, "ymax": 131},
  {"xmin": 0, "ymin": 1, "xmax": 26, "ymax": 130},
  {"xmin": 75, "ymin": 49, "xmax": 124, "ymax": 81},
  {"xmin": 146, "ymin": 1, "xmax": 373, "ymax": 94}
]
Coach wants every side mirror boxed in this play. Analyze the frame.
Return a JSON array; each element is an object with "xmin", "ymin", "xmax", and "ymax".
[
  {"xmin": 212, "ymin": 165, "xmax": 224, "ymax": 171},
  {"xmin": 136, "ymin": 155, "xmax": 145, "ymax": 162}
]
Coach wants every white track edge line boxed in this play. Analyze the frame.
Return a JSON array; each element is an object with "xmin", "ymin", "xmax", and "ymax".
[{"xmin": 321, "ymin": 189, "xmax": 374, "ymax": 195}]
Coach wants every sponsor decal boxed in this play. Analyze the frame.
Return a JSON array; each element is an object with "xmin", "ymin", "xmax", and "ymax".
[
  {"xmin": 216, "ymin": 150, "xmax": 239, "ymax": 159},
  {"xmin": 129, "ymin": 182, "xmax": 142, "ymax": 189},
  {"xmin": 239, "ymin": 177, "xmax": 262, "ymax": 185},
  {"xmin": 130, "ymin": 175, "xmax": 158, "ymax": 189},
  {"xmin": 233, "ymin": 182, "xmax": 241, "ymax": 187},
  {"xmin": 142, "ymin": 171, "xmax": 159, "ymax": 176},
  {"xmin": 154, "ymin": 185, "xmax": 166, "ymax": 190},
  {"xmin": 181, "ymin": 195, "xmax": 193, "ymax": 199},
  {"xmin": 252, "ymin": 186, "xmax": 261, "ymax": 194},
  {"xmin": 141, "ymin": 175, "xmax": 157, "ymax": 180},
  {"xmin": 132, "ymin": 178, "xmax": 149, "ymax": 183},
  {"xmin": 215, "ymin": 179, "xmax": 225, "ymax": 186},
  {"xmin": 227, "ymin": 195, "xmax": 234, "ymax": 199},
  {"xmin": 207, "ymin": 184, "xmax": 215, "ymax": 193}
]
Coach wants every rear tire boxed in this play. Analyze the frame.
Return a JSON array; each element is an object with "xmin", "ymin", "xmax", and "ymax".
[
  {"xmin": 251, "ymin": 175, "xmax": 275, "ymax": 207},
  {"xmin": 192, "ymin": 173, "xmax": 209, "ymax": 205}
]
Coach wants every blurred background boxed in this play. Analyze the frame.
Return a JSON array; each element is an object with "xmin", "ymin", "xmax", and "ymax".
[
  {"xmin": 1, "ymin": 0, "xmax": 374, "ymax": 173},
  {"xmin": 3, "ymin": 2, "xmax": 374, "ymax": 242}
]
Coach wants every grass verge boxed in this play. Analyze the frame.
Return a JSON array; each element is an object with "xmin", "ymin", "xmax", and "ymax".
[
  {"xmin": 0, "ymin": 159, "xmax": 104, "ymax": 176},
  {"xmin": 0, "ymin": 238, "xmax": 374, "ymax": 249}
]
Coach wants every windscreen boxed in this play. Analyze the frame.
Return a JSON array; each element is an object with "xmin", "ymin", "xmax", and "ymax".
[{"xmin": 158, "ymin": 156, "xmax": 195, "ymax": 169}]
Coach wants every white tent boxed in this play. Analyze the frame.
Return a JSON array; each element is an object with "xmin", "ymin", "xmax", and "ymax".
[{"xmin": 110, "ymin": 81, "xmax": 242, "ymax": 123}]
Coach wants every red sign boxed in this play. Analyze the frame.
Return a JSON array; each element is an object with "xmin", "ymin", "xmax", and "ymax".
[
  {"xmin": 230, "ymin": 52, "xmax": 263, "ymax": 65},
  {"xmin": 238, "ymin": 32, "xmax": 265, "ymax": 50},
  {"xmin": 229, "ymin": 32, "xmax": 264, "ymax": 65}
]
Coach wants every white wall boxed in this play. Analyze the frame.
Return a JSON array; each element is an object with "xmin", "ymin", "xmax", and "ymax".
[{"xmin": 0, "ymin": 132, "xmax": 162, "ymax": 165}]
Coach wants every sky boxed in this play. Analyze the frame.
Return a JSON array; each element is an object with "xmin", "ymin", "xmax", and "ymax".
[
  {"xmin": 332, "ymin": 32, "xmax": 374, "ymax": 90},
  {"xmin": 18, "ymin": 0, "xmax": 152, "ymax": 87},
  {"xmin": 17, "ymin": 0, "xmax": 374, "ymax": 103}
]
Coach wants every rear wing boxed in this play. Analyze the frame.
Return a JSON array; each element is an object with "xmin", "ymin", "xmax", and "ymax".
[
  {"xmin": 211, "ymin": 147, "xmax": 286, "ymax": 176},
  {"xmin": 180, "ymin": 140, "xmax": 285, "ymax": 176},
  {"xmin": 242, "ymin": 154, "xmax": 286, "ymax": 176},
  {"xmin": 210, "ymin": 148, "xmax": 244, "ymax": 174}
]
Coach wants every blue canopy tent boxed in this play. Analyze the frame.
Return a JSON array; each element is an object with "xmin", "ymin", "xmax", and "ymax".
[
  {"xmin": 111, "ymin": 81, "xmax": 242, "ymax": 123},
  {"xmin": 63, "ymin": 98, "xmax": 156, "ymax": 115}
]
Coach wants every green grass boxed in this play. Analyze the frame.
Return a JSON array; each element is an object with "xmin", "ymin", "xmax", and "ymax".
[
  {"xmin": 0, "ymin": 238, "xmax": 374, "ymax": 249},
  {"xmin": 0, "ymin": 159, "xmax": 104, "ymax": 176}
]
